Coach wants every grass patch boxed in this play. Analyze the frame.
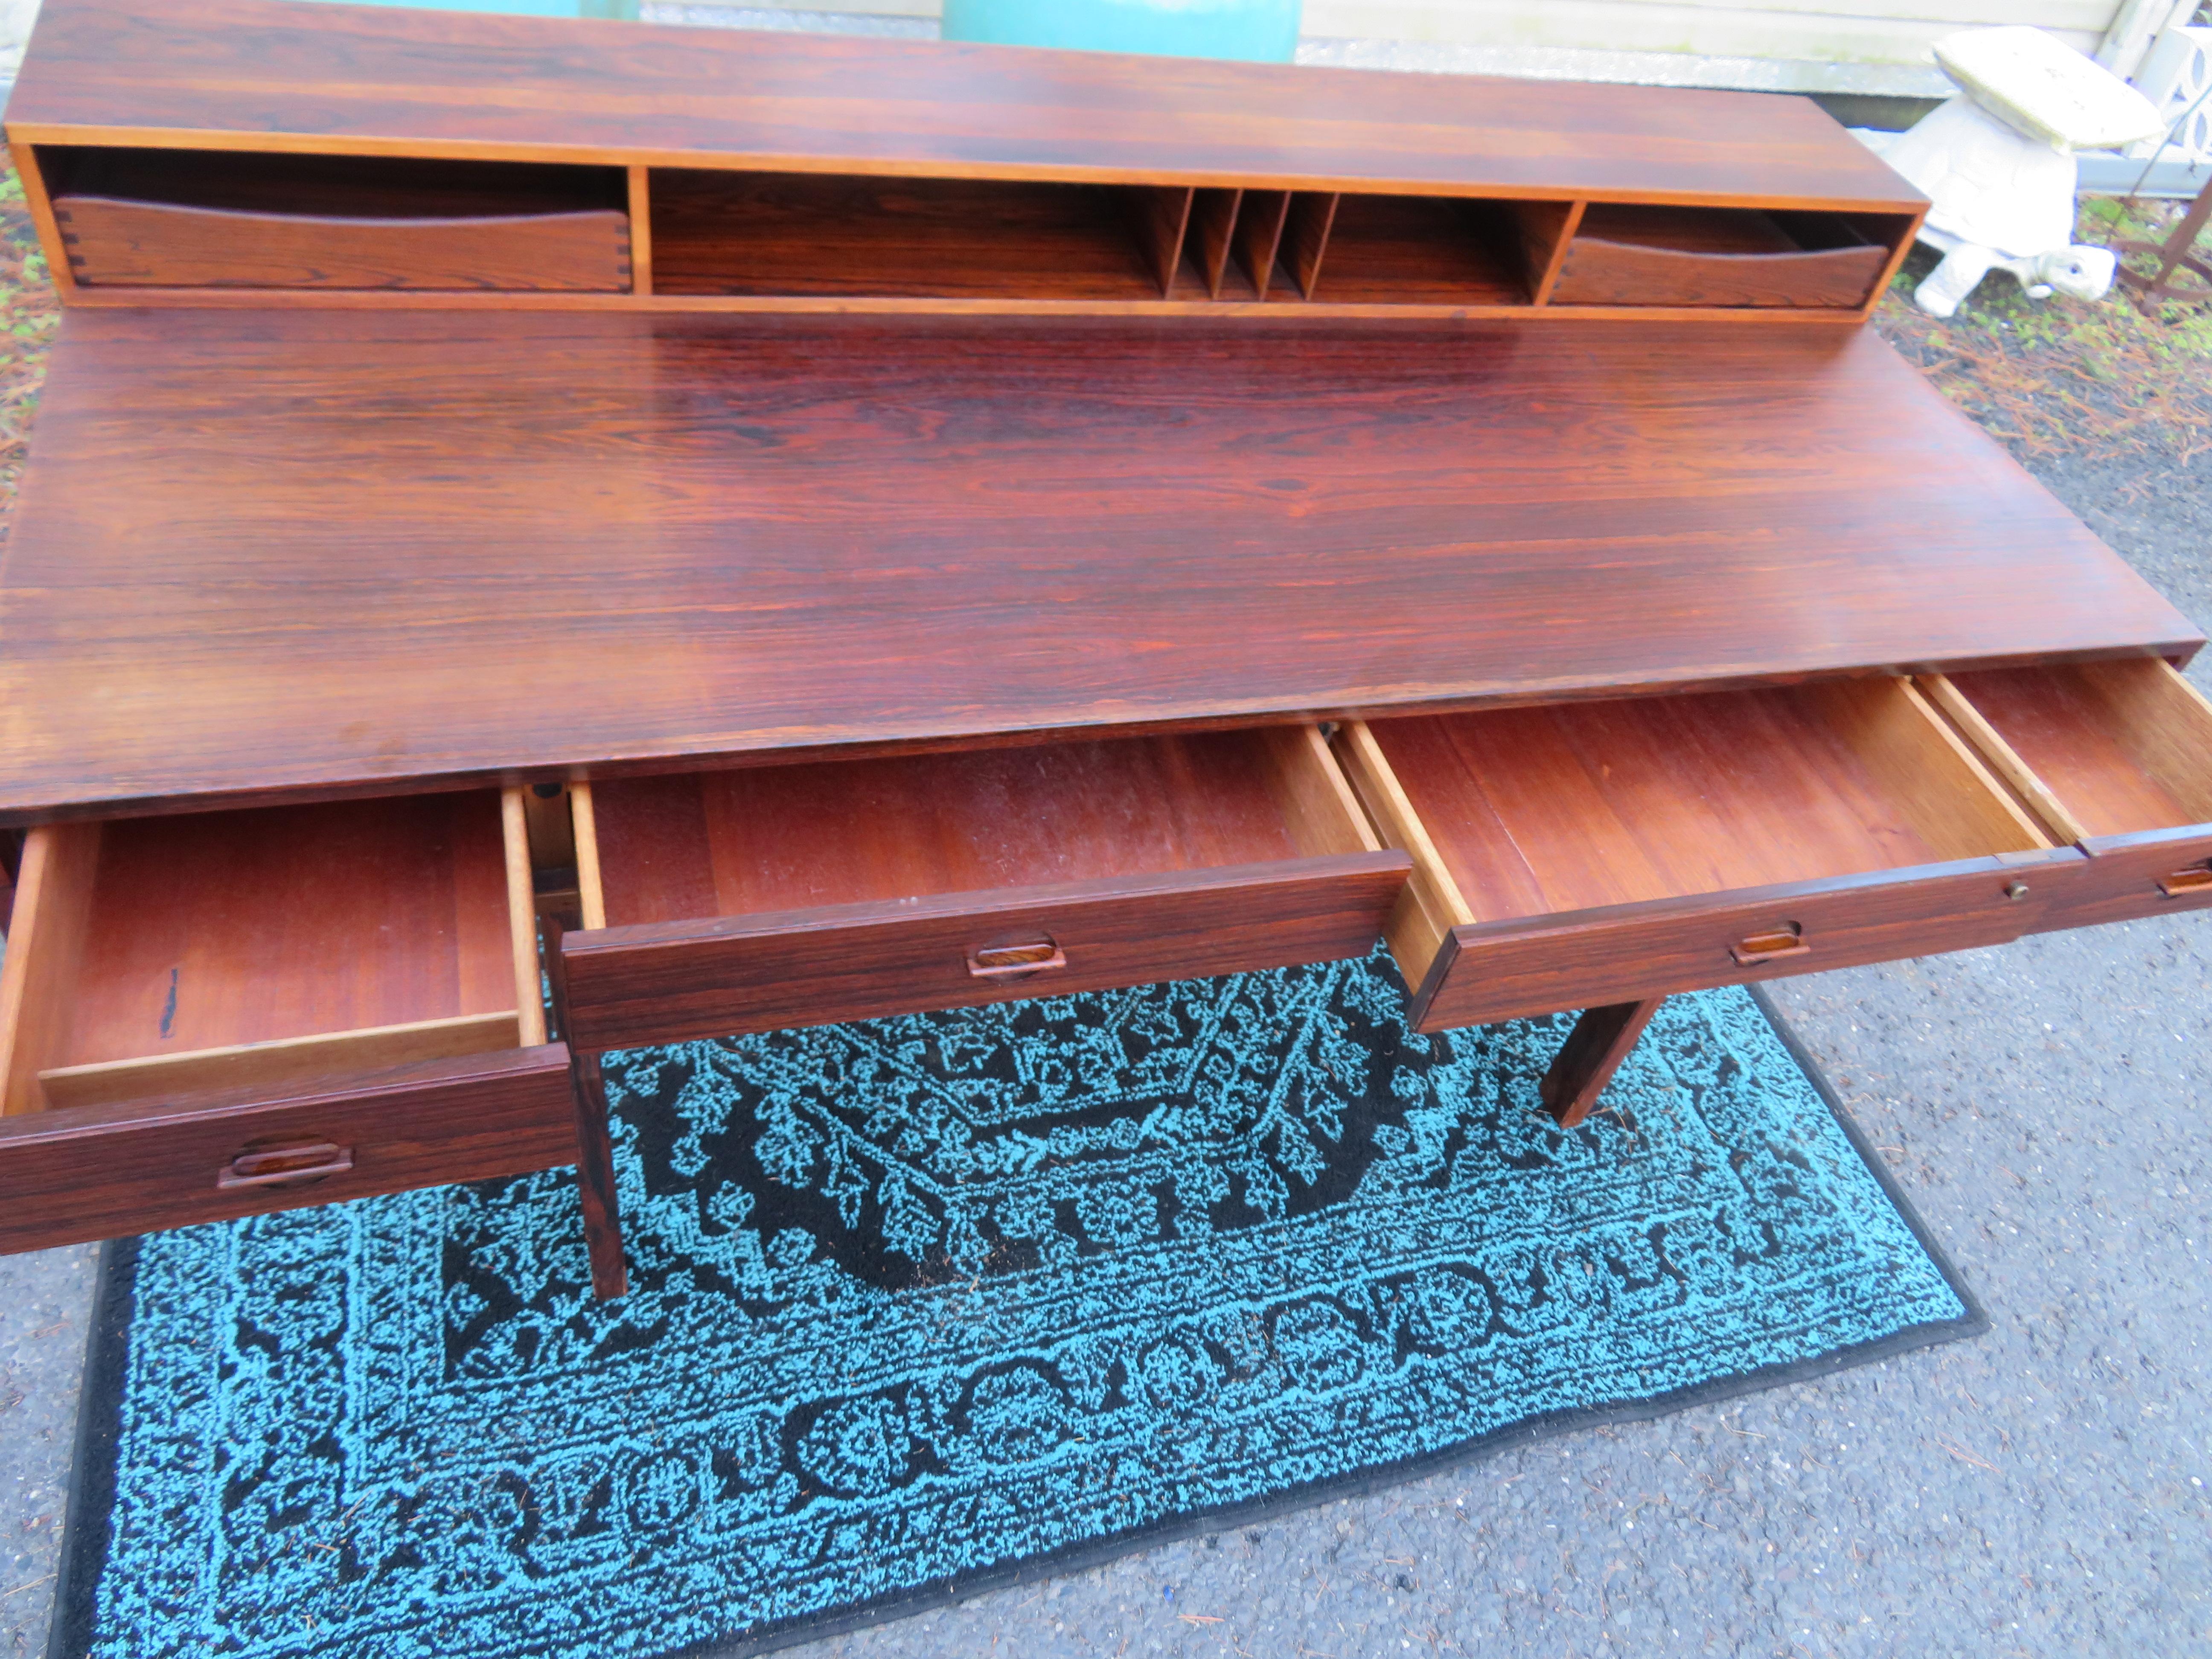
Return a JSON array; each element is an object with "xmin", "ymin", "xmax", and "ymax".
[
  {"xmin": 1871, "ymin": 194, "xmax": 2212, "ymax": 476},
  {"xmin": 0, "ymin": 160, "xmax": 62, "ymax": 535}
]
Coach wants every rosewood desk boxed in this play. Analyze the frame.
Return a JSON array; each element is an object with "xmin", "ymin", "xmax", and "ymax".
[{"xmin": 1, "ymin": 0, "xmax": 2206, "ymax": 1300}]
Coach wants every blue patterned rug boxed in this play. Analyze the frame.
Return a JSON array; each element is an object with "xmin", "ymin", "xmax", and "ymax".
[{"xmin": 51, "ymin": 949, "xmax": 1979, "ymax": 1659}]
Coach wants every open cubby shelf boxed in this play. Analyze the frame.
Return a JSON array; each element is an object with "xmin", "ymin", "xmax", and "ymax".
[
  {"xmin": 649, "ymin": 171, "xmax": 1176, "ymax": 300},
  {"xmin": 649, "ymin": 173, "xmax": 1554, "ymax": 307}
]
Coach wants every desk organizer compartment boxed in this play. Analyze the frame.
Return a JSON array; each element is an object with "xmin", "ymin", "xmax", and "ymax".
[
  {"xmin": 1284, "ymin": 192, "xmax": 1556, "ymax": 306},
  {"xmin": 649, "ymin": 169, "xmax": 1196, "ymax": 299},
  {"xmin": 42, "ymin": 146, "xmax": 632, "ymax": 290},
  {"xmin": 0, "ymin": 789, "xmax": 575, "ymax": 1251},
  {"xmin": 1334, "ymin": 677, "xmax": 2077, "ymax": 1031},
  {"xmin": 1923, "ymin": 658, "xmax": 2212, "ymax": 928},
  {"xmin": 556, "ymin": 727, "xmax": 1410, "ymax": 1048},
  {"xmin": 1163, "ymin": 190, "xmax": 1566, "ymax": 305},
  {"xmin": 1549, "ymin": 204, "xmax": 1903, "ymax": 309}
]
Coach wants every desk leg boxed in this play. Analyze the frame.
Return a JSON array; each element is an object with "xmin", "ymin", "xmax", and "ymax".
[
  {"xmin": 544, "ymin": 908, "xmax": 629, "ymax": 1298},
  {"xmin": 1539, "ymin": 997, "xmax": 1664, "ymax": 1128},
  {"xmin": 569, "ymin": 1049, "xmax": 629, "ymax": 1299}
]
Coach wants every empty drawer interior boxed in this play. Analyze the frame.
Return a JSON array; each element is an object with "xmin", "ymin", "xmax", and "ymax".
[
  {"xmin": 648, "ymin": 170, "xmax": 1186, "ymax": 300},
  {"xmin": 45, "ymin": 147, "xmax": 624, "ymax": 220},
  {"xmin": 0, "ymin": 791, "xmax": 543, "ymax": 1115},
  {"xmin": 42, "ymin": 146, "xmax": 631, "ymax": 291},
  {"xmin": 1930, "ymin": 659, "xmax": 2212, "ymax": 843},
  {"xmin": 1356, "ymin": 676, "xmax": 2050, "ymax": 928},
  {"xmin": 1577, "ymin": 205, "xmax": 1883, "ymax": 258},
  {"xmin": 583, "ymin": 728, "xmax": 1377, "ymax": 926}
]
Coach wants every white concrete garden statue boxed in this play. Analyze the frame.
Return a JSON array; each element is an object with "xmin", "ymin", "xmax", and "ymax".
[{"xmin": 1874, "ymin": 27, "xmax": 2165, "ymax": 318}]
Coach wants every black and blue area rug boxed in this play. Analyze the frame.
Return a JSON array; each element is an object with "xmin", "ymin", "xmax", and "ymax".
[{"xmin": 52, "ymin": 947, "xmax": 1980, "ymax": 1659}]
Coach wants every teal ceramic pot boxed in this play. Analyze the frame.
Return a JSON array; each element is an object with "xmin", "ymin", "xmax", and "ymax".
[
  {"xmin": 942, "ymin": 0, "xmax": 1301, "ymax": 62},
  {"xmin": 309, "ymin": 0, "xmax": 640, "ymax": 16}
]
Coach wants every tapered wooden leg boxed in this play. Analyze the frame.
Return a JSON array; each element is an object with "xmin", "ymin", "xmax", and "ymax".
[
  {"xmin": 1538, "ymin": 997, "xmax": 1664, "ymax": 1128},
  {"xmin": 569, "ymin": 1049, "xmax": 629, "ymax": 1298}
]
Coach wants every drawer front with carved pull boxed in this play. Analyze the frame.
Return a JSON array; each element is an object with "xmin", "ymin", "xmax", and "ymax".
[
  {"xmin": 215, "ymin": 1138, "xmax": 355, "ymax": 1190},
  {"xmin": 2033, "ymin": 829, "xmax": 2212, "ymax": 931},
  {"xmin": 1729, "ymin": 924, "xmax": 1809, "ymax": 966},
  {"xmin": 2162, "ymin": 864, "xmax": 2212, "ymax": 898},
  {"xmin": 0, "ymin": 1045, "xmax": 577, "ymax": 1254},
  {"xmin": 965, "ymin": 938, "xmax": 1068, "ymax": 979},
  {"xmin": 1402, "ymin": 855, "xmax": 2069, "ymax": 1031},
  {"xmin": 558, "ymin": 857, "xmax": 1409, "ymax": 1051}
]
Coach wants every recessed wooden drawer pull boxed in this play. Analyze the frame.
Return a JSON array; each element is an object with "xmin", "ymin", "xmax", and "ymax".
[
  {"xmin": 965, "ymin": 939, "xmax": 1068, "ymax": 978},
  {"xmin": 217, "ymin": 1141, "xmax": 354, "ymax": 1190},
  {"xmin": 1729, "ymin": 924, "xmax": 1808, "ymax": 966},
  {"xmin": 2159, "ymin": 864, "xmax": 2212, "ymax": 897}
]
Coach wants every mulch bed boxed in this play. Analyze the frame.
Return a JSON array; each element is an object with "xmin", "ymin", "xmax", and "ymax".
[
  {"xmin": 0, "ymin": 163, "xmax": 61, "ymax": 546},
  {"xmin": 1871, "ymin": 195, "xmax": 2212, "ymax": 488}
]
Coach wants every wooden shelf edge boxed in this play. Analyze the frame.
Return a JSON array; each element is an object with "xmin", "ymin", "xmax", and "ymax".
[
  {"xmin": 51, "ymin": 285, "xmax": 1872, "ymax": 322},
  {"xmin": 2, "ymin": 123, "xmax": 1931, "ymax": 217}
]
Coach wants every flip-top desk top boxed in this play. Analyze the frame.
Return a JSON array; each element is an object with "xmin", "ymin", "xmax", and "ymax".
[{"xmin": 0, "ymin": 309, "xmax": 2197, "ymax": 823}]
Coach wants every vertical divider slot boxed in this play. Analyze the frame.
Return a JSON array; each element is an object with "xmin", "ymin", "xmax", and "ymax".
[
  {"xmin": 627, "ymin": 165, "xmax": 654, "ymax": 297},
  {"xmin": 1124, "ymin": 185, "xmax": 1195, "ymax": 298},
  {"xmin": 1280, "ymin": 191, "xmax": 1340, "ymax": 301},
  {"xmin": 1234, "ymin": 189, "xmax": 1291, "ymax": 300},
  {"xmin": 1514, "ymin": 199, "xmax": 1584, "ymax": 305},
  {"xmin": 1185, "ymin": 187, "xmax": 1243, "ymax": 299}
]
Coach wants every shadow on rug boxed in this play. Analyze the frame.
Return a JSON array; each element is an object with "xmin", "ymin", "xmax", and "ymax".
[{"xmin": 52, "ymin": 947, "xmax": 1981, "ymax": 1659}]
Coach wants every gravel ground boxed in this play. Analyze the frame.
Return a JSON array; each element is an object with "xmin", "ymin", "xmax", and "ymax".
[
  {"xmin": 4, "ymin": 22, "xmax": 2210, "ymax": 1653},
  {"xmin": 0, "ymin": 1246, "xmax": 96, "ymax": 1658}
]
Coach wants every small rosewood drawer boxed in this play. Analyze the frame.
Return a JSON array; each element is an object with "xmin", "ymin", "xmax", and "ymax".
[
  {"xmin": 1549, "ymin": 205, "xmax": 1896, "ymax": 310},
  {"xmin": 1921, "ymin": 658, "xmax": 2212, "ymax": 930},
  {"xmin": 47, "ymin": 148, "xmax": 631, "ymax": 292},
  {"xmin": 1334, "ymin": 675, "xmax": 2078, "ymax": 1031},
  {"xmin": 0, "ymin": 787, "xmax": 575, "ymax": 1253},
  {"xmin": 555, "ymin": 726, "xmax": 1411, "ymax": 1051}
]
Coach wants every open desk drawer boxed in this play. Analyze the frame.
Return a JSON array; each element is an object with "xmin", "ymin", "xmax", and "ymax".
[
  {"xmin": 1923, "ymin": 658, "xmax": 2212, "ymax": 929},
  {"xmin": 1334, "ymin": 677, "xmax": 2079, "ymax": 1031},
  {"xmin": 0, "ymin": 789, "xmax": 576, "ymax": 1252},
  {"xmin": 556, "ymin": 727, "xmax": 1411, "ymax": 1050}
]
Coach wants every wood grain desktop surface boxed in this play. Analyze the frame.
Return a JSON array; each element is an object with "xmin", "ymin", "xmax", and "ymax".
[
  {"xmin": 0, "ymin": 308, "xmax": 2196, "ymax": 823},
  {"xmin": 9, "ymin": 0, "xmax": 1921, "ymax": 210}
]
